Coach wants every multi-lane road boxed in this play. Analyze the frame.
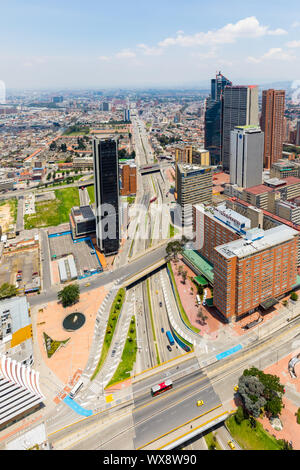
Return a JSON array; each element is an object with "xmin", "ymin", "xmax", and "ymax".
[{"xmin": 45, "ymin": 313, "xmax": 300, "ymax": 450}]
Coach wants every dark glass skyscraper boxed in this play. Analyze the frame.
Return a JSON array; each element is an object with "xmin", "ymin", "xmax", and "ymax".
[
  {"xmin": 204, "ymin": 72, "xmax": 232, "ymax": 166},
  {"xmin": 93, "ymin": 138, "xmax": 120, "ymax": 255}
]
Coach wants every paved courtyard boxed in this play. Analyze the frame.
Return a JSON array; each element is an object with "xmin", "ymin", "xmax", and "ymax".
[
  {"xmin": 36, "ymin": 286, "xmax": 108, "ymax": 385},
  {"xmin": 259, "ymin": 352, "xmax": 300, "ymax": 450},
  {"xmin": 171, "ymin": 258, "xmax": 229, "ymax": 340}
]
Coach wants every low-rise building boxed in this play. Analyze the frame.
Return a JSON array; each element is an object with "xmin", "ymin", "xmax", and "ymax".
[{"xmin": 69, "ymin": 205, "xmax": 96, "ymax": 238}]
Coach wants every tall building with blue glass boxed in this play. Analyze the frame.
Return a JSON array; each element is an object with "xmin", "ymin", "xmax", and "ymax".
[{"xmin": 204, "ymin": 72, "xmax": 232, "ymax": 166}]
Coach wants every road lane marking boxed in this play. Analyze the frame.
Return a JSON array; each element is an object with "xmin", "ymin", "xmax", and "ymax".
[{"xmin": 136, "ymin": 404, "xmax": 223, "ymax": 450}]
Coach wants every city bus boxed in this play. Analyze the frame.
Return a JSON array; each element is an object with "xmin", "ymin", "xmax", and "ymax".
[
  {"xmin": 151, "ymin": 379, "xmax": 173, "ymax": 397},
  {"xmin": 69, "ymin": 381, "xmax": 84, "ymax": 399},
  {"xmin": 166, "ymin": 330, "xmax": 175, "ymax": 346}
]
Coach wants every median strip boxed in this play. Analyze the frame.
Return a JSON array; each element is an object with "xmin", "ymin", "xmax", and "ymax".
[{"xmin": 90, "ymin": 288, "xmax": 125, "ymax": 381}]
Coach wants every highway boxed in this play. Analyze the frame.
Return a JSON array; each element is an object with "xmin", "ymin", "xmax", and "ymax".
[
  {"xmin": 148, "ymin": 271, "xmax": 182, "ymax": 363},
  {"xmin": 28, "ymin": 242, "xmax": 168, "ymax": 307},
  {"xmin": 45, "ymin": 315, "xmax": 300, "ymax": 450}
]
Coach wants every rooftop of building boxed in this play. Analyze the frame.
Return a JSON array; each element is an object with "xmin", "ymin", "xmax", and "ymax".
[
  {"xmin": 272, "ymin": 159, "xmax": 297, "ymax": 169},
  {"xmin": 235, "ymin": 125, "xmax": 262, "ymax": 132},
  {"xmin": 196, "ymin": 203, "xmax": 251, "ymax": 234},
  {"xmin": 245, "ymin": 184, "xmax": 274, "ymax": 195},
  {"xmin": 71, "ymin": 205, "xmax": 95, "ymax": 222},
  {"xmin": 0, "ymin": 296, "xmax": 29, "ymax": 337},
  {"xmin": 215, "ymin": 225, "xmax": 298, "ymax": 260},
  {"xmin": 230, "ymin": 196, "xmax": 300, "ymax": 231},
  {"xmin": 177, "ymin": 163, "xmax": 212, "ymax": 174}
]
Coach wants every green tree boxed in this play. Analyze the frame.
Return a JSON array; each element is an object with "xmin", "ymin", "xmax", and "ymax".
[
  {"xmin": 166, "ymin": 241, "xmax": 183, "ymax": 261},
  {"xmin": 49, "ymin": 141, "xmax": 57, "ymax": 151},
  {"xmin": 234, "ymin": 406, "xmax": 245, "ymax": 425},
  {"xmin": 181, "ymin": 270, "xmax": 188, "ymax": 284},
  {"xmin": 0, "ymin": 283, "xmax": 18, "ymax": 300},
  {"xmin": 278, "ymin": 439, "xmax": 293, "ymax": 450},
  {"xmin": 290, "ymin": 292, "xmax": 298, "ymax": 301},
  {"xmin": 296, "ymin": 408, "xmax": 300, "ymax": 424},
  {"xmin": 240, "ymin": 367, "xmax": 284, "ymax": 418},
  {"xmin": 58, "ymin": 283, "xmax": 80, "ymax": 308},
  {"xmin": 60, "ymin": 143, "xmax": 67, "ymax": 152}
]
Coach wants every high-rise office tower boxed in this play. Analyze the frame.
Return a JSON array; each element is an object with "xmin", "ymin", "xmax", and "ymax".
[
  {"xmin": 261, "ymin": 89, "xmax": 285, "ymax": 169},
  {"xmin": 176, "ymin": 163, "xmax": 213, "ymax": 227},
  {"xmin": 222, "ymin": 85, "xmax": 259, "ymax": 172},
  {"xmin": 124, "ymin": 108, "xmax": 130, "ymax": 122},
  {"xmin": 204, "ymin": 72, "xmax": 232, "ymax": 165},
  {"xmin": 296, "ymin": 119, "xmax": 300, "ymax": 146},
  {"xmin": 93, "ymin": 138, "xmax": 120, "ymax": 255},
  {"xmin": 230, "ymin": 125, "xmax": 264, "ymax": 188},
  {"xmin": 102, "ymin": 101, "xmax": 109, "ymax": 111}
]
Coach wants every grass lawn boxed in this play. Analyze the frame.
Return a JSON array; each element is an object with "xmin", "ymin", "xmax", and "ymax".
[
  {"xmin": 226, "ymin": 415, "xmax": 283, "ymax": 450},
  {"xmin": 204, "ymin": 432, "xmax": 222, "ymax": 450},
  {"xmin": 91, "ymin": 288, "xmax": 125, "ymax": 381},
  {"xmin": 168, "ymin": 262, "xmax": 200, "ymax": 334},
  {"xmin": 24, "ymin": 187, "xmax": 80, "ymax": 229},
  {"xmin": 106, "ymin": 315, "xmax": 137, "ymax": 387},
  {"xmin": 169, "ymin": 224, "xmax": 179, "ymax": 238},
  {"xmin": 127, "ymin": 196, "xmax": 136, "ymax": 205},
  {"xmin": 9, "ymin": 199, "xmax": 18, "ymax": 223},
  {"xmin": 43, "ymin": 332, "xmax": 70, "ymax": 358},
  {"xmin": 87, "ymin": 185, "xmax": 95, "ymax": 204}
]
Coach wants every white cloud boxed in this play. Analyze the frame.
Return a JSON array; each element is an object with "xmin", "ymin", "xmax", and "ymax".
[
  {"xmin": 99, "ymin": 55, "xmax": 111, "ymax": 61},
  {"xmin": 286, "ymin": 40, "xmax": 300, "ymax": 48},
  {"xmin": 190, "ymin": 48, "xmax": 217, "ymax": 59},
  {"xmin": 247, "ymin": 47, "xmax": 296, "ymax": 64},
  {"xmin": 158, "ymin": 17, "xmax": 287, "ymax": 48},
  {"xmin": 292, "ymin": 21, "xmax": 300, "ymax": 28},
  {"xmin": 115, "ymin": 49, "xmax": 136, "ymax": 59},
  {"xmin": 137, "ymin": 44, "xmax": 163, "ymax": 56}
]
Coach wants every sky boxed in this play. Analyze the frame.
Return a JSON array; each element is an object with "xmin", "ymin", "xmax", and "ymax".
[{"xmin": 1, "ymin": 0, "xmax": 300, "ymax": 89}]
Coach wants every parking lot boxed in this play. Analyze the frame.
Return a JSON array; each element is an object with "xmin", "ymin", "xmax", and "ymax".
[
  {"xmin": 48, "ymin": 232, "xmax": 102, "ymax": 278},
  {"xmin": 0, "ymin": 248, "xmax": 40, "ymax": 289}
]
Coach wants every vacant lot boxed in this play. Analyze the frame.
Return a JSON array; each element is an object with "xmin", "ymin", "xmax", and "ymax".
[
  {"xmin": 24, "ymin": 188, "xmax": 80, "ymax": 229},
  {"xmin": 0, "ymin": 199, "xmax": 17, "ymax": 232}
]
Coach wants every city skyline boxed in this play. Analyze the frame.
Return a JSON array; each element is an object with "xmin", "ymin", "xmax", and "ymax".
[{"xmin": 1, "ymin": 0, "xmax": 300, "ymax": 89}]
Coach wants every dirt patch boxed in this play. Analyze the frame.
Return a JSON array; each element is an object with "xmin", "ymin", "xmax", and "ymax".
[{"xmin": 0, "ymin": 202, "xmax": 14, "ymax": 232}]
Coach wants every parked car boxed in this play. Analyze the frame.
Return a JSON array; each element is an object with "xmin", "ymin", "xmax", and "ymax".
[
  {"xmin": 161, "ymin": 327, "xmax": 164, "ymax": 333},
  {"xmin": 159, "ymin": 301, "xmax": 162, "ymax": 307},
  {"xmin": 167, "ymin": 345, "xmax": 172, "ymax": 352},
  {"xmin": 111, "ymin": 349, "xmax": 116, "ymax": 357}
]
